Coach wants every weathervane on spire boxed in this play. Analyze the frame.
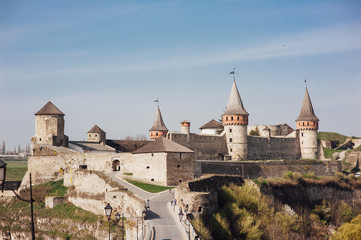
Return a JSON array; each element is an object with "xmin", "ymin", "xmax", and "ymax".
[
  {"xmin": 154, "ymin": 97, "xmax": 160, "ymax": 107},
  {"xmin": 229, "ymin": 68, "xmax": 236, "ymax": 80},
  {"xmin": 304, "ymin": 77, "xmax": 308, "ymax": 89}
]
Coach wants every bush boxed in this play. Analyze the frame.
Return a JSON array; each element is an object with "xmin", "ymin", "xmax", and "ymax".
[{"xmin": 332, "ymin": 214, "xmax": 361, "ymax": 240}]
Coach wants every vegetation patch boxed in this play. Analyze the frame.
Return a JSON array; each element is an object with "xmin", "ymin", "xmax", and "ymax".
[
  {"xmin": 324, "ymin": 148, "xmax": 343, "ymax": 159},
  {"xmin": 318, "ymin": 132, "xmax": 347, "ymax": 148},
  {"xmin": 125, "ymin": 178, "xmax": 173, "ymax": 193}
]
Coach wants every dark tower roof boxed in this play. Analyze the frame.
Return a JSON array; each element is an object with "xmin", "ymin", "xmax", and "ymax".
[
  {"xmin": 223, "ymin": 80, "xmax": 249, "ymax": 116},
  {"xmin": 149, "ymin": 106, "xmax": 168, "ymax": 131},
  {"xmin": 296, "ymin": 88, "xmax": 319, "ymax": 122},
  {"xmin": 35, "ymin": 101, "xmax": 64, "ymax": 116},
  {"xmin": 87, "ymin": 125, "xmax": 105, "ymax": 134},
  {"xmin": 133, "ymin": 137, "xmax": 193, "ymax": 154},
  {"xmin": 200, "ymin": 119, "xmax": 223, "ymax": 129}
]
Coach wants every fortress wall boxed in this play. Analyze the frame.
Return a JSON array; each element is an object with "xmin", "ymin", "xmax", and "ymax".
[
  {"xmin": 23, "ymin": 149, "xmax": 132, "ymax": 185},
  {"xmin": 131, "ymin": 152, "xmax": 168, "ymax": 185},
  {"xmin": 196, "ymin": 160, "xmax": 342, "ymax": 179},
  {"xmin": 247, "ymin": 136, "xmax": 301, "ymax": 160},
  {"xmin": 65, "ymin": 170, "xmax": 145, "ymax": 216},
  {"xmin": 166, "ymin": 152, "xmax": 194, "ymax": 186},
  {"xmin": 170, "ymin": 133, "xmax": 227, "ymax": 160}
]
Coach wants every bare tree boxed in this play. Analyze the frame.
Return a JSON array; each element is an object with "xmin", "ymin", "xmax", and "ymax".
[{"xmin": 1, "ymin": 140, "xmax": 5, "ymax": 154}]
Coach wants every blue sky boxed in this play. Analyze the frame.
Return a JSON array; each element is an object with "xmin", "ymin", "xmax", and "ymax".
[{"xmin": 1, "ymin": 0, "xmax": 360, "ymax": 151}]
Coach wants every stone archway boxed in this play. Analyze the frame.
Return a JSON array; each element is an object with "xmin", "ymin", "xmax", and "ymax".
[{"xmin": 112, "ymin": 160, "xmax": 120, "ymax": 171}]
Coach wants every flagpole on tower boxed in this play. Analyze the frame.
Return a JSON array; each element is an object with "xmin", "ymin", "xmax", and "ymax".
[
  {"xmin": 154, "ymin": 97, "xmax": 160, "ymax": 107},
  {"xmin": 229, "ymin": 68, "xmax": 236, "ymax": 80}
]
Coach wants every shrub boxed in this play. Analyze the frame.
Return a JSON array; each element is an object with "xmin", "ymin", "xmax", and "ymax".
[{"xmin": 332, "ymin": 214, "xmax": 361, "ymax": 240}]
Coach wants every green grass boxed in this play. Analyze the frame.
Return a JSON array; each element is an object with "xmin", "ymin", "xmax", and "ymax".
[
  {"xmin": 318, "ymin": 132, "xmax": 347, "ymax": 145},
  {"xmin": 123, "ymin": 172, "xmax": 133, "ymax": 176},
  {"xmin": 40, "ymin": 203, "xmax": 100, "ymax": 223},
  {"xmin": 125, "ymin": 178, "xmax": 173, "ymax": 193},
  {"xmin": 3, "ymin": 160, "xmax": 28, "ymax": 181},
  {"xmin": 323, "ymin": 148, "xmax": 343, "ymax": 159}
]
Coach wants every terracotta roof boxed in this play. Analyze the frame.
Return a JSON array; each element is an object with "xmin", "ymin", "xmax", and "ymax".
[
  {"xmin": 87, "ymin": 125, "xmax": 105, "ymax": 134},
  {"xmin": 222, "ymin": 80, "xmax": 249, "ymax": 116},
  {"xmin": 149, "ymin": 106, "xmax": 168, "ymax": 131},
  {"xmin": 35, "ymin": 101, "xmax": 64, "ymax": 116},
  {"xmin": 296, "ymin": 88, "xmax": 319, "ymax": 122},
  {"xmin": 200, "ymin": 119, "xmax": 224, "ymax": 129},
  {"xmin": 133, "ymin": 137, "xmax": 193, "ymax": 154}
]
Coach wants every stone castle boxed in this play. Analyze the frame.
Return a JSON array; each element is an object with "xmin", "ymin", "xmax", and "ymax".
[{"xmin": 25, "ymin": 79, "xmax": 322, "ymax": 187}]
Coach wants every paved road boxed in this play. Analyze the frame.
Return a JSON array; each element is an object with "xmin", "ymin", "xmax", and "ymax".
[{"xmin": 106, "ymin": 172, "xmax": 187, "ymax": 240}]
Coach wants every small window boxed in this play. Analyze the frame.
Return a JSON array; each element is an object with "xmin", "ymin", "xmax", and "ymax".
[
  {"xmin": 146, "ymin": 166, "xmax": 150, "ymax": 169},
  {"xmin": 226, "ymin": 117, "xmax": 228, "ymax": 121},
  {"xmin": 301, "ymin": 133, "xmax": 303, "ymax": 137},
  {"xmin": 151, "ymin": 178, "xmax": 154, "ymax": 181},
  {"xmin": 229, "ymin": 129, "xmax": 232, "ymax": 133},
  {"xmin": 89, "ymin": 134, "xmax": 91, "ymax": 137},
  {"xmin": 237, "ymin": 116, "xmax": 239, "ymax": 121},
  {"xmin": 230, "ymin": 148, "xmax": 233, "ymax": 152},
  {"xmin": 307, "ymin": 122, "xmax": 309, "ymax": 126},
  {"xmin": 156, "ymin": 132, "xmax": 158, "ymax": 136},
  {"xmin": 231, "ymin": 116, "xmax": 233, "ymax": 121},
  {"xmin": 40, "ymin": 147, "xmax": 43, "ymax": 150},
  {"xmin": 303, "ymin": 122, "xmax": 305, "ymax": 126},
  {"xmin": 95, "ymin": 134, "xmax": 98, "ymax": 137},
  {"xmin": 79, "ymin": 165, "xmax": 87, "ymax": 170},
  {"xmin": 177, "ymin": 164, "xmax": 180, "ymax": 168},
  {"xmin": 230, "ymin": 138, "xmax": 232, "ymax": 142},
  {"xmin": 39, "ymin": 138, "xmax": 42, "ymax": 141},
  {"xmin": 179, "ymin": 179, "xmax": 182, "ymax": 183}
]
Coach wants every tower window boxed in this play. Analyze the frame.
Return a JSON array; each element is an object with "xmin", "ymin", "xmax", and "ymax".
[
  {"xmin": 39, "ymin": 138, "xmax": 42, "ymax": 141},
  {"xmin": 230, "ymin": 148, "xmax": 232, "ymax": 152},
  {"xmin": 230, "ymin": 138, "xmax": 232, "ymax": 142},
  {"xmin": 307, "ymin": 122, "xmax": 309, "ymax": 126},
  {"xmin": 229, "ymin": 129, "xmax": 232, "ymax": 133},
  {"xmin": 89, "ymin": 135, "xmax": 91, "ymax": 137},
  {"xmin": 95, "ymin": 134, "xmax": 98, "ymax": 137},
  {"xmin": 226, "ymin": 117, "xmax": 228, "ymax": 121},
  {"xmin": 151, "ymin": 178, "xmax": 154, "ymax": 181},
  {"xmin": 146, "ymin": 166, "xmax": 150, "ymax": 169},
  {"xmin": 231, "ymin": 117, "xmax": 233, "ymax": 121},
  {"xmin": 301, "ymin": 133, "xmax": 303, "ymax": 136},
  {"xmin": 177, "ymin": 164, "xmax": 180, "ymax": 168},
  {"xmin": 237, "ymin": 116, "xmax": 239, "ymax": 121},
  {"xmin": 303, "ymin": 122, "xmax": 305, "ymax": 126},
  {"xmin": 156, "ymin": 132, "xmax": 158, "ymax": 136},
  {"xmin": 179, "ymin": 179, "xmax": 182, "ymax": 183}
]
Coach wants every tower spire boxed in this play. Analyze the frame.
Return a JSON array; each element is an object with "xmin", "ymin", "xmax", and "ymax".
[{"xmin": 149, "ymin": 101, "xmax": 168, "ymax": 140}]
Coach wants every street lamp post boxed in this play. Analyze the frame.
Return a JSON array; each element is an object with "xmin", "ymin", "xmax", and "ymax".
[
  {"xmin": 104, "ymin": 203, "xmax": 113, "ymax": 240},
  {"xmin": 104, "ymin": 204, "xmax": 122, "ymax": 240},
  {"xmin": 1, "ymin": 160, "xmax": 35, "ymax": 240},
  {"xmin": 0, "ymin": 160, "xmax": 7, "ymax": 193}
]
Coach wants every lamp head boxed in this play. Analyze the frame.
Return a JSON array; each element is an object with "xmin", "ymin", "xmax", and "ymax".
[{"xmin": 104, "ymin": 203, "xmax": 113, "ymax": 218}]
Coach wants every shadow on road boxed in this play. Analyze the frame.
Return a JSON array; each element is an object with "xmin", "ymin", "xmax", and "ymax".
[{"xmin": 146, "ymin": 210, "xmax": 160, "ymax": 220}]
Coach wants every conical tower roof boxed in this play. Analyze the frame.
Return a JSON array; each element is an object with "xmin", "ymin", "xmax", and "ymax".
[
  {"xmin": 149, "ymin": 106, "xmax": 168, "ymax": 131},
  {"xmin": 87, "ymin": 125, "xmax": 105, "ymax": 134},
  {"xmin": 223, "ymin": 80, "xmax": 249, "ymax": 116},
  {"xmin": 296, "ymin": 88, "xmax": 319, "ymax": 122},
  {"xmin": 35, "ymin": 101, "xmax": 64, "ymax": 116}
]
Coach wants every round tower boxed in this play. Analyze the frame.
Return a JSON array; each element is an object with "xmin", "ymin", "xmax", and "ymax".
[
  {"xmin": 296, "ymin": 88, "xmax": 319, "ymax": 159},
  {"xmin": 222, "ymin": 79, "xmax": 249, "ymax": 160},
  {"xmin": 32, "ymin": 101, "xmax": 68, "ymax": 147},
  {"xmin": 180, "ymin": 120, "xmax": 190, "ymax": 135},
  {"xmin": 149, "ymin": 106, "xmax": 168, "ymax": 140}
]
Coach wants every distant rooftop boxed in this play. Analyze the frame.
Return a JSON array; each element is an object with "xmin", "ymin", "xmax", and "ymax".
[{"xmin": 35, "ymin": 101, "xmax": 64, "ymax": 116}]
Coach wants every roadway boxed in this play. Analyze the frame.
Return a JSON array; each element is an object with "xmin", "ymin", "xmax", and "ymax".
[{"xmin": 106, "ymin": 172, "xmax": 187, "ymax": 240}]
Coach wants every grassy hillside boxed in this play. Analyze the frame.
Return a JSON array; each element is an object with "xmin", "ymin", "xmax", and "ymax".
[{"xmin": 318, "ymin": 132, "xmax": 347, "ymax": 144}]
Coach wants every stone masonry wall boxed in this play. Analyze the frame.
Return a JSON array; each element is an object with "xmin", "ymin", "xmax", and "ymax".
[
  {"xmin": 131, "ymin": 152, "xmax": 167, "ymax": 185},
  {"xmin": 247, "ymin": 135, "xmax": 301, "ymax": 160},
  {"xmin": 22, "ymin": 148, "xmax": 132, "ymax": 186},
  {"xmin": 196, "ymin": 160, "xmax": 342, "ymax": 179},
  {"xmin": 64, "ymin": 170, "xmax": 145, "ymax": 216},
  {"xmin": 166, "ymin": 152, "xmax": 194, "ymax": 186},
  {"xmin": 169, "ymin": 133, "xmax": 228, "ymax": 160}
]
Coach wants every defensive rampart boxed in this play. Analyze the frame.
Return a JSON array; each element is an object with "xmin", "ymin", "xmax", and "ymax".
[
  {"xmin": 247, "ymin": 135, "xmax": 301, "ymax": 160},
  {"xmin": 195, "ymin": 159, "xmax": 342, "ymax": 179},
  {"xmin": 169, "ymin": 132, "xmax": 228, "ymax": 160}
]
